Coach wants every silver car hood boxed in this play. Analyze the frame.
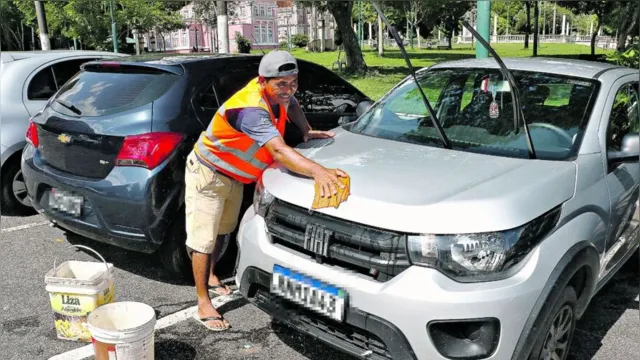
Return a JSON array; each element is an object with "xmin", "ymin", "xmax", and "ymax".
[{"xmin": 261, "ymin": 127, "xmax": 576, "ymax": 234}]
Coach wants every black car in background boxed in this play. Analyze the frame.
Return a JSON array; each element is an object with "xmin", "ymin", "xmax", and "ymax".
[{"xmin": 21, "ymin": 53, "xmax": 371, "ymax": 278}]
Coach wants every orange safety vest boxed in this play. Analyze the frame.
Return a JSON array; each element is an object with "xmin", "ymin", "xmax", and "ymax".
[{"xmin": 194, "ymin": 77, "xmax": 288, "ymax": 184}]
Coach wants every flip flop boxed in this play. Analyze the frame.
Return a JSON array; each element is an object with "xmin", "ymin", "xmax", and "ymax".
[
  {"xmin": 192, "ymin": 313, "xmax": 230, "ymax": 332},
  {"xmin": 208, "ymin": 284, "xmax": 233, "ymax": 296}
]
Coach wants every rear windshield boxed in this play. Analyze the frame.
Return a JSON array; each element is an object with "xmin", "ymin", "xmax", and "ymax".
[{"xmin": 51, "ymin": 68, "xmax": 179, "ymax": 117}]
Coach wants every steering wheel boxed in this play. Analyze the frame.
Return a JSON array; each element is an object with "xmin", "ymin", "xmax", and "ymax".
[{"xmin": 527, "ymin": 122, "xmax": 574, "ymax": 146}]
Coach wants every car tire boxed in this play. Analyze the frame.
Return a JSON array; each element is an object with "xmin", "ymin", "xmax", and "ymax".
[
  {"xmin": 527, "ymin": 286, "xmax": 578, "ymax": 360},
  {"xmin": 158, "ymin": 213, "xmax": 193, "ymax": 281},
  {"xmin": 1, "ymin": 156, "xmax": 36, "ymax": 216},
  {"xmin": 157, "ymin": 209, "xmax": 239, "ymax": 281}
]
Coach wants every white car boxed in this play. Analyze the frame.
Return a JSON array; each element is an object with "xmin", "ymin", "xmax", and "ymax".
[{"xmin": 1, "ymin": 50, "xmax": 127, "ymax": 215}]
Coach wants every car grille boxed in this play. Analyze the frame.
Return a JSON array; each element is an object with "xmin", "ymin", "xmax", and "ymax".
[
  {"xmin": 37, "ymin": 124, "xmax": 123, "ymax": 179},
  {"xmin": 265, "ymin": 199, "xmax": 410, "ymax": 282},
  {"xmin": 254, "ymin": 289, "xmax": 393, "ymax": 360}
]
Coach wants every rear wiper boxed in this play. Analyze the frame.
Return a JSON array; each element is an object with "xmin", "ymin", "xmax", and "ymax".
[
  {"xmin": 371, "ymin": 2, "xmax": 451, "ymax": 149},
  {"xmin": 461, "ymin": 21, "xmax": 536, "ymax": 159},
  {"xmin": 54, "ymin": 99, "xmax": 82, "ymax": 115}
]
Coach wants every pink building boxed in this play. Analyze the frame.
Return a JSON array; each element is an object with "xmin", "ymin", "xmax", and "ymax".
[
  {"xmin": 141, "ymin": 3, "xmax": 215, "ymax": 54},
  {"xmin": 228, "ymin": 0, "xmax": 280, "ymax": 53},
  {"xmin": 140, "ymin": 1, "xmax": 282, "ymax": 54}
]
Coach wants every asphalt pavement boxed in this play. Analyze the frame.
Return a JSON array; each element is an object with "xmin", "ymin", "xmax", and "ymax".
[{"xmin": 1, "ymin": 213, "xmax": 638, "ymax": 360}]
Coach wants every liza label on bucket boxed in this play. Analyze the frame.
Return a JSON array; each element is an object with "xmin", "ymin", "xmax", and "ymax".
[{"xmin": 49, "ymin": 281, "xmax": 115, "ymax": 342}]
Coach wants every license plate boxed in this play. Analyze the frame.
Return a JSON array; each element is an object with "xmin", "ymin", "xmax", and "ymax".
[
  {"xmin": 270, "ymin": 264, "xmax": 347, "ymax": 322},
  {"xmin": 49, "ymin": 188, "xmax": 83, "ymax": 217}
]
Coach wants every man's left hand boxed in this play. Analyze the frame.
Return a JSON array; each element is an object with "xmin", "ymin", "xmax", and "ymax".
[{"xmin": 304, "ymin": 130, "xmax": 335, "ymax": 142}]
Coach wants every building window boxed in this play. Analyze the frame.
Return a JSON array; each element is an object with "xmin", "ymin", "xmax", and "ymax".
[
  {"xmin": 182, "ymin": 31, "xmax": 187, "ymax": 47},
  {"xmin": 267, "ymin": 22, "xmax": 273, "ymax": 43},
  {"xmin": 254, "ymin": 24, "xmax": 259, "ymax": 43}
]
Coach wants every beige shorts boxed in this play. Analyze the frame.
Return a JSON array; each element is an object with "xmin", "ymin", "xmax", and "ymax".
[{"xmin": 184, "ymin": 150, "xmax": 244, "ymax": 255}]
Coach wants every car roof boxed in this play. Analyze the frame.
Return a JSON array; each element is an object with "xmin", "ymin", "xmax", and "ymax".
[
  {"xmin": 99, "ymin": 52, "xmax": 263, "ymax": 66},
  {"xmin": 428, "ymin": 57, "xmax": 631, "ymax": 79},
  {"xmin": 1, "ymin": 50, "xmax": 123, "ymax": 64}
]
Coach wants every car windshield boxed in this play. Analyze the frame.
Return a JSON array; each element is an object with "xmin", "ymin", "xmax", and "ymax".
[{"xmin": 349, "ymin": 67, "xmax": 600, "ymax": 160}]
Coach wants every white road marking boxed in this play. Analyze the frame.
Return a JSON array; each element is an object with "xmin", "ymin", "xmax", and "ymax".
[
  {"xmin": 1, "ymin": 221, "xmax": 50, "ymax": 233},
  {"xmin": 49, "ymin": 291, "xmax": 244, "ymax": 360}
]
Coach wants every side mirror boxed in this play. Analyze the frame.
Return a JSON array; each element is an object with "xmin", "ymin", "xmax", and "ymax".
[
  {"xmin": 356, "ymin": 100, "xmax": 373, "ymax": 118},
  {"xmin": 338, "ymin": 115, "xmax": 357, "ymax": 125},
  {"xmin": 608, "ymin": 133, "xmax": 640, "ymax": 164}
]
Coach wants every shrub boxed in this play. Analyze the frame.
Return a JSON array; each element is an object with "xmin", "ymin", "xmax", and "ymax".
[
  {"xmin": 291, "ymin": 34, "xmax": 309, "ymax": 48},
  {"xmin": 607, "ymin": 43, "xmax": 639, "ymax": 69},
  {"xmin": 235, "ymin": 32, "xmax": 251, "ymax": 53}
]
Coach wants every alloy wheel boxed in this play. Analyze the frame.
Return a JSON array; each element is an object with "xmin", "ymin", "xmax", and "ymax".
[
  {"xmin": 539, "ymin": 304, "xmax": 574, "ymax": 360},
  {"xmin": 12, "ymin": 169, "xmax": 30, "ymax": 207}
]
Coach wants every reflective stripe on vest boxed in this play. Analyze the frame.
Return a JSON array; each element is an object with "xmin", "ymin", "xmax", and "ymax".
[{"xmin": 194, "ymin": 77, "xmax": 288, "ymax": 184}]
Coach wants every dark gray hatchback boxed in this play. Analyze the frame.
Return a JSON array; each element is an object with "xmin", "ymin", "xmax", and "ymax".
[{"xmin": 21, "ymin": 53, "xmax": 370, "ymax": 278}]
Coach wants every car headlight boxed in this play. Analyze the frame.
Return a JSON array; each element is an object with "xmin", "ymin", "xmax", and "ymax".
[
  {"xmin": 253, "ymin": 180, "xmax": 274, "ymax": 217},
  {"xmin": 407, "ymin": 207, "xmax": 561, "ymax": 282}
]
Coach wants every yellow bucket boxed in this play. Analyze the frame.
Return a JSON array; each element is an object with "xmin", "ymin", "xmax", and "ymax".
[{"xmin": 45, "ymin": 245, "xmax": 115, "ymax": 342}]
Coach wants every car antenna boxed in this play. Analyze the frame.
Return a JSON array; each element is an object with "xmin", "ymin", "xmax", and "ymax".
[
  {"xmin": 461, "ymin": 20, "xmax": 536, "ymax": 159},
  {"xmin": 250, "ymin": 34, "xmax": 266, "ymax": 55},
  {"xmin": 371, "ymin": 1, "xmax": 451, "ymax": 149}
]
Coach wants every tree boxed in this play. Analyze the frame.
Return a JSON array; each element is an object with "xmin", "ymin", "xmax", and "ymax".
[
  {"xmin": 422, "ymin": 0, "xmax": 473, "ymax": 49},
  {"xmin": 405, "ymin": 0, "xmax": 430, "ymax": 49},
  {"xmin": 295, "ymin": 0, "xmax": 366, "ymax": 73},
  {"xmin": 0, "ymin": 1, "xmax": 29, "ymax": 50},
  {"xmin": 350, "ymin": 1, "xmax": 377, "ymax": 43},
  {"xmin": 13, "ymin": 0, "xmax": 185, "ymax": 52},
  {"xmin": 193, "ymin": 0, "xmax": 217, "ymax": 52},
  {"xmin": 609, "ymin": 1, "xmax": 639, "ymax": 51},
  {"xmin": 560, "ymin": 1, "xmax": 616, "ymax": 55}
]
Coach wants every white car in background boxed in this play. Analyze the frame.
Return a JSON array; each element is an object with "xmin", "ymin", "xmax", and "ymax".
[{"xmin": 1, "ymin": 50, "xmax": 127, "ymax": 215}]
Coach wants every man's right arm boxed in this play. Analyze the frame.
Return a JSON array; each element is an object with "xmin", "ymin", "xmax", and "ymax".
[
  {"xmin": 237, "ymin": 107, "xmax": 346, "ymax": 198},
  {"xmin": 263, "ymin": 136, "xmax": 346, "ymax": 198}
]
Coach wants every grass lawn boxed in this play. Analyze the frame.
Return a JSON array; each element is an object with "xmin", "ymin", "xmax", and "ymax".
[{"xmin": 259, "ymin": 43, "xmax": 613, "ymax": 100}]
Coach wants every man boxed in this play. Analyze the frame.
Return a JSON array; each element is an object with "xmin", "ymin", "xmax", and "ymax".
[{"xmin": 185, "ymin": 50, "xmax": 347, "ymax": 331}]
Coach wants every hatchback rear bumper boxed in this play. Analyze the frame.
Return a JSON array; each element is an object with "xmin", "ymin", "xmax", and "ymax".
[{"xmin": 21, "ymin": 144, "xmax": 183, "ymax": 253}]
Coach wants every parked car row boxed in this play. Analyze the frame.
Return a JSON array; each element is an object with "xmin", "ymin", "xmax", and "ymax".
[
  {"xmin": 10, "ymin": 49, "xmax": 639, "ymax": 360},
  {"xmin": 19, "ymin": 53, "xmax": 371, "ymax": 274}
]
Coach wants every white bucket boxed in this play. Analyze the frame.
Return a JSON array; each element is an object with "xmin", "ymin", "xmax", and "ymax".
[
  {"xmin": 45, "ymin": 245, "xmax": 115, "ymax": 342},
  {"xmin": 87, "ymin": 301, "xmax": 156, "ymax": 360}
]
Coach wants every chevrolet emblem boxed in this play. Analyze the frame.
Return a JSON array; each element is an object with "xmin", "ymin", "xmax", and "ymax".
[{"xmin": 57, "ymin": 134, "xmax": 71, "ymax": 144}]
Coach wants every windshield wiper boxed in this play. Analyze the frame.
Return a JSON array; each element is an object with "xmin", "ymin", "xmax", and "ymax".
[
  {"xmin": 371, "ymin": 2, "xmax": 451, "ymax": 149},
  {"xmin": 461, "ymin": 21, "xmax": 536, "ymax": 159},
  {"xmin": 54, "ymin": 99, "xmax": 82, "ymax": 115}
]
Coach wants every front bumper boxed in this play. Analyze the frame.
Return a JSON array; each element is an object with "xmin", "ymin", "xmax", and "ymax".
[
  {"xmin": 235, "ymin": 207, "xmax": 547, "ymax": 360},
  {"xmin": 239, "ymin": 266, "xmax": 417, "ymax": 360}
]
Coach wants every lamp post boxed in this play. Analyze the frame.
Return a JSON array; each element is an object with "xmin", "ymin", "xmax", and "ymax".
[
  {"xmin": 109, "ymin": 0, "xmax": 118, "ymax": 53},
  {"xmin": 191, "ymin": 24, "xmax": 199, "ymax": 52},
  {"xmin": 476, "ymin": 0, "xmax": 490, "ymax": 58}
]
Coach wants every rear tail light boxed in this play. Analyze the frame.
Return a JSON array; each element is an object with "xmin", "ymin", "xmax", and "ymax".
[
  {"xmin": 115, "ymin": 132, "xmax": 183, "ymax": 169},
  {"xmin": 26, "ymin": 120, "xmax": 39, "ymax": 148}
]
